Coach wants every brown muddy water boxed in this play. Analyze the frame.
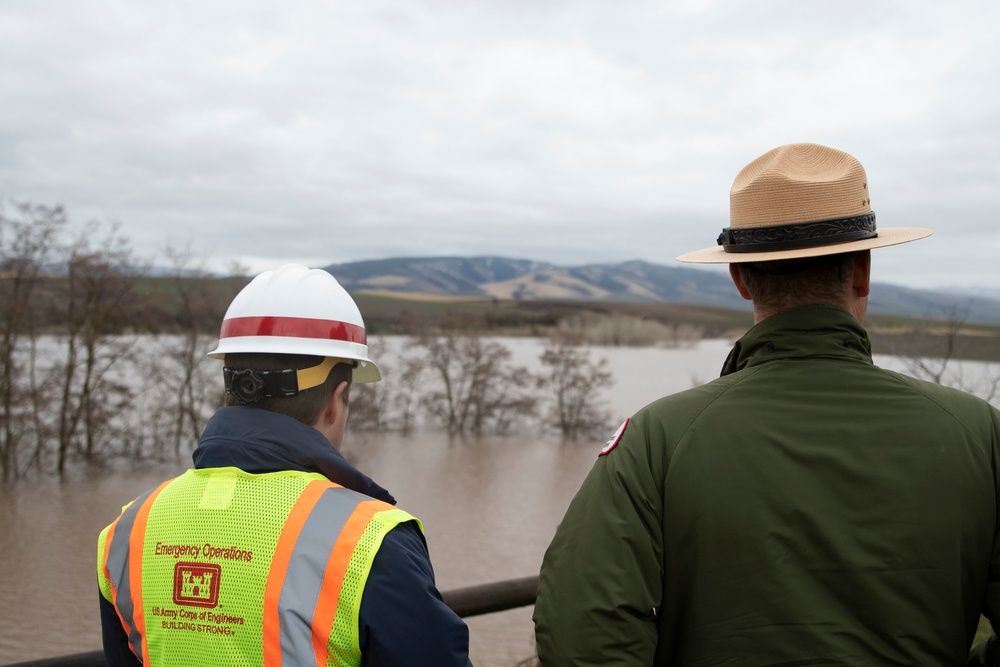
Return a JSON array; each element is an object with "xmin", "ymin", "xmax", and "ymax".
[
  {"xmin": 1, "ymin": 337, "xmax": 994, "ymax": 666},
  {"xmin": 0, "ymin": 432, "xmax": 598, "ymax": 666}
]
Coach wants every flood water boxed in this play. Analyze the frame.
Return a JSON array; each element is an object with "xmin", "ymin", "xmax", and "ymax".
[{"xmin": 0, "ymin": 337, "xmax": 996, "ymax": 666}]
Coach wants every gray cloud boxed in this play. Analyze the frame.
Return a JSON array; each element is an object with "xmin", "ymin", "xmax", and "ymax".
[{"xmin": 1, "ymin": 0, "xmax": 997, "ymax": 291}]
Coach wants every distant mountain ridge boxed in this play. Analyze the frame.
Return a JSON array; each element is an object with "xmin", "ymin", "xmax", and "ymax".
[
  {"xmin": 322, "ymin": 256, "xmax": 553, "ymax": 296},
  {"xmin": 323, "ymin": 256, "xmax": 1000, "ymax": 326}
]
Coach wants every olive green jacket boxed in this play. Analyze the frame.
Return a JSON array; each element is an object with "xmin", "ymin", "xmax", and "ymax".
[{"xmin": 534, "ymin": 306, "xmax": 1000, "ymax": 666}]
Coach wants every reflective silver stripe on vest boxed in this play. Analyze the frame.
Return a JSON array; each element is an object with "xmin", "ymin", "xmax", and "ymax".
[
  {"xmin": 276, "ymin": 484, "xmax": 373, "ymax": 664},
  {"xmin": 104, "ymin": 486, "xmax": 160, "ymax": 660}
]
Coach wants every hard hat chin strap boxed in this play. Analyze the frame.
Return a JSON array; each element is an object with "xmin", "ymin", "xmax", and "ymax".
[{"xmin": 223, "ymin": 357, "xmax": 353, "ymax": 404}]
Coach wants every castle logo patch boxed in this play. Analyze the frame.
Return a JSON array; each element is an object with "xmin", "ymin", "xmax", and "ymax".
[{"xmin": 173, "ymin": 562, "xmax": 221, "ymax": 608}]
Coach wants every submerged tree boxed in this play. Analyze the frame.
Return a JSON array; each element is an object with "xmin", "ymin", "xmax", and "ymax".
[
  {"xmin": 52, "ymin": 220, "xmax": 144, "ymax": 473},
  {"xmin": 537, "ymin": 332, "xmax": 614, "ymax": 441},
  {"xmin": 0, "ymin": 203, "xmax": 66, "ymax": 479},
  {"xmin": 883, "ymin": 307, "xmax": 1000, "ymax": 406},
  {"xmin": 348, "ymin": 338, "xmax": 393, "ymax": 433},
  {"xmin": 391, "ymin": 341, "xmax": 427, "ymax": 435},
  {"xmin": 158, "ymin": 245, "xmax": 229, "ymax": 458},
  {"xmin": 419, "ymin": 332, "xmax": 536, "ymax": 436}
]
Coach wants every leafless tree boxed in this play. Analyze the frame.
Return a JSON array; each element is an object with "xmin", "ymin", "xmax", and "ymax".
[
  {"xmin": 884, "ymin": 307, "xmax": 1000, "ymax": 406},
  {"xmin": 0, "ymin": 203, "xmax": 248, "ymax": 477},
  {"xmin": 418, "ymin": 332, "xmax": 536, "ymax": 436},
  {"xmin": 348, "ymin": 339, "xmax": 392, "ymax": 432},
  {"xmin": 348, "ymin": 382, "xmax": 385, "ymax": 432},
  {"xmin": 392, "ymin": 340, "xmax": 428, "ymax": 434},
  {"xmin": 52, "ymin": 221, "xmax": 143, "ymax": 473},
  {"xmin": 537, "ymin": 332, "xmax": 615, "ymax": 440},
  {"xmin": 159, "ymin": 245, "xmax": 224, "ymax": 457},
  {"xmin": 0, "ymin": 203, "xmax": 66, "ymax": 479},
  {"xmin": 349, "ymin": 337, "xmax": 431, "ymax": 434}
]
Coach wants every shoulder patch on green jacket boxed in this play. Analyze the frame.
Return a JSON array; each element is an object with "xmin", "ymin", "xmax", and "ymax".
[{"xmin": 598, "ymin": 418, "xmax": 629, "ymax": 457}]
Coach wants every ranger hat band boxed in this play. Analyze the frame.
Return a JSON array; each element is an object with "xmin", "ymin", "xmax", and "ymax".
[
  {"xmin": 676, "ymin": 142, "xmax": 932, "ymax": 264},
  {"xmin": 718, "ymin": 212, "xmax": 877, "ymax": 253}
]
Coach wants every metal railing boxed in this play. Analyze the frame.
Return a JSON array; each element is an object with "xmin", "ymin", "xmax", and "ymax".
[{"xmin": 1, "ymin": 575, "xmax": 539, "ymax": 667}]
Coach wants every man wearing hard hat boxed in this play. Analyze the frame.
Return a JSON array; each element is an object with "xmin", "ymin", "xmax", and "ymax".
[
  {"xmin": 533, "ymin": 143, "xmax": 1000, "ymax": 665},
  {"xmin": 98, "ymin": 264, "xmax": 471, "ymax": 666}
]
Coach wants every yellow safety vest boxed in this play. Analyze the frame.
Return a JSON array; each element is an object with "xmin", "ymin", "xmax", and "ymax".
[{"xmin": 97, "ymin": 467, "xmax": 420, "ymax": 666}]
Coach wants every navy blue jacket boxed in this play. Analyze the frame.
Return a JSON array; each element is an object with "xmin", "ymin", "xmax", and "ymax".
[{"xmin": 100, "ymin": 406, "xmax": 472, "ymax": 666}]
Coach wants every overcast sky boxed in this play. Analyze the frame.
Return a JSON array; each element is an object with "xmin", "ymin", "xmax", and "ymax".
[{"xmin": 1, "ymin": 0, "xmax": 997, "ymax": 291}]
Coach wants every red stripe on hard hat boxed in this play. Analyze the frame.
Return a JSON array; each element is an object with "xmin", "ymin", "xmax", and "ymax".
[{"xmin": 219, "ymin": 316, "xmax": 367, "ymax": 344}]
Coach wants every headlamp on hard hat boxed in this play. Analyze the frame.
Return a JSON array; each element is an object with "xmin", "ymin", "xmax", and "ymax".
[{"xmin": 223, "ymin": 357, "xmax": 353, "ymax": 405}]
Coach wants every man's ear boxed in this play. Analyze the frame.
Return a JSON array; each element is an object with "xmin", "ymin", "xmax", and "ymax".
[
  {"xmin": 320, "ymin": 381, "xmax": 349, "ymax": 427},
  {"xmin": 852, "ymin": 250, "xmax": 872, "ymax": 298},
  {"xmin": 729, "ymin": 264, "xmax": 752, "ymax": 301}
]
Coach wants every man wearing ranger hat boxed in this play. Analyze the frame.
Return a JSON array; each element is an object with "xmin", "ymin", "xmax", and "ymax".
[
  {"xmin": 534, "ymin": 143, "xmax": 1000, "ymax": 665},
  {"xmin": 98, "ymin": 264, "xmax": 471, "ymax": 666}
]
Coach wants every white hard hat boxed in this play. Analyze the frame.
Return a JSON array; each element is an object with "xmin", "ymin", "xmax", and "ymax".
[{"xmin": 207, "ymin": 264, "xmax": 381, "ymax": 383}]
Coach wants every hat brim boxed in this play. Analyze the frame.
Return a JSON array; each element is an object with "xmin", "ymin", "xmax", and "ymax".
[
  {"xmin": 676, "ymin": 227, "xmax": 933, "ymax": 264},
  {"xmin": 207, "ymin": 337, "xmax": 382, "ymax": 383}
]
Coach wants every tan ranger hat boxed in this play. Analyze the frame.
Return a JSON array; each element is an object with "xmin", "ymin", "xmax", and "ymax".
[{"xmin": 676, "ymin": 142, "xmax": 933, "ymax": 264}]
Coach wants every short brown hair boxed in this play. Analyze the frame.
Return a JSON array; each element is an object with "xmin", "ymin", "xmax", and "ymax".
[
  {"xmin": 737, "ymin": 252, "xmax": 857, "ymax": 311},
  {"xmin": 223, "ymin": 353, "xmax": 353, "ymax": 425}
]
